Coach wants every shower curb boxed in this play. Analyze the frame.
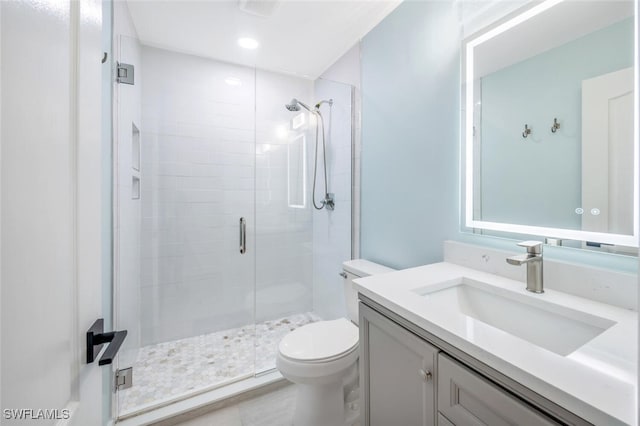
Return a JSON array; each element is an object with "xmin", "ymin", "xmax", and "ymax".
[{"xmin": 116, "ymin": 371, "xmax": 287, "ymax": 426}]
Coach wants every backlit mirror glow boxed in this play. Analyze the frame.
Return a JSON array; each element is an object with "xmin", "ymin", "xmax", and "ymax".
[{"xmin": 464, "ymin": 0, "xmax": 638, "ymax": 249}]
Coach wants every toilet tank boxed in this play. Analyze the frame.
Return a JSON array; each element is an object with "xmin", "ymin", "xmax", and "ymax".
[{"xmin": 342, "ymin": 260, "xmax": 395, "ymax": 324}]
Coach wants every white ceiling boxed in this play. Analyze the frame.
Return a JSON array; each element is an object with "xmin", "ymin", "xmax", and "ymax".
[{"xmin": 126, "ymin": 0, "xmax": 402, "ymax": 79}]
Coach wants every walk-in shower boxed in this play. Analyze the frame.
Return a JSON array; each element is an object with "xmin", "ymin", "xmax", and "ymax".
[
  {"xmin": 285, "ymin": 98, "xmax": 335, "ymax": 211},
  {"xmin": 112, "ymin": 31, "xmax": 355, "ymax": 420}
]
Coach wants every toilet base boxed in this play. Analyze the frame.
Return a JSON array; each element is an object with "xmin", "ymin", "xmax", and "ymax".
[
  {"xmin": 293, "ymin": 382, "xmax": 345, "ymax": 426},
  {"xmin": 277, "ymin": 350, "xmax": 359, "ymax": 426},
  {"xmin": 290, "ymin": 380, "xmax": 360, "ymax": 426}
]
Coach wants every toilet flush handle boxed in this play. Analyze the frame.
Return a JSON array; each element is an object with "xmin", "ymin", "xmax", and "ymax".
[{"xmin": 339, "ymin": 271, "xmax": 348, "ymax": 279}]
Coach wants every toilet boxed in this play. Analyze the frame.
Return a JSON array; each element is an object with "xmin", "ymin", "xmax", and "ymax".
[{"xmin": 276, "ymin": 259, "xmax": 394, "ymax": 426}]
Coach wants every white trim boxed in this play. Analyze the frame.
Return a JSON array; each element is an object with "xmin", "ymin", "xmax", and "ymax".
[
  {"xmin": 69, "ymin": 0, "xmax": 81, "ymax": 405},
  {"xmin": 464, "ymin": 0, "xmax": 639, "ymax": 248}
]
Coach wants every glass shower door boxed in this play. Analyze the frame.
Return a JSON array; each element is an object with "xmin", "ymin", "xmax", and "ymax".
[{"xmin": 114, "ymin": 40, "xmax": 257, "ymax": 416}]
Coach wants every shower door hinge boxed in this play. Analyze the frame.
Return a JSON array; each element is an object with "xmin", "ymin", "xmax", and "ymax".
[
  {"xmin": 115, "ymin": 367, "xmax": 133, "ymax": 391},
  {"xmin": 116, "ymin": 62, "xmax": 134, "ymax": 85}
]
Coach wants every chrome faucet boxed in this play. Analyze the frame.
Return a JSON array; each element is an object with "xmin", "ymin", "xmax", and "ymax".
[{"xmin": 506, "ymin": 241, "xmax": 544, "ymax": 293}]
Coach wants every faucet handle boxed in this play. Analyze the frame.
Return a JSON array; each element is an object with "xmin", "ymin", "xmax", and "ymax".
[{"xmin": 517, "ymin": 240, "xmax": 543, "ymax": 255}]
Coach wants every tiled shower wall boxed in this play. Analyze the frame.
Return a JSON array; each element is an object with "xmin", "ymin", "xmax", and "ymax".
[{"xmin": 140, "ymin": 46, "xmax": 313, "ymax": 346}]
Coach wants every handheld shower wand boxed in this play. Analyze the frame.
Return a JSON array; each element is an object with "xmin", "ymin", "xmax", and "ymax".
[{"xmin": 284, "ymin": 98, "xmax": 334, "ymax": 210}]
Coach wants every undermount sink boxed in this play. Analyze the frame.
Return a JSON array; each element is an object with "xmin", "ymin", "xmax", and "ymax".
[{"xmin": 414, "ymin": 278, "xmax": 617, "ymax": 356}]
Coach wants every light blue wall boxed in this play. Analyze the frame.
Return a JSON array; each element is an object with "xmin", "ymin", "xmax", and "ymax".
[
  {"xmin": 360, "ymin": 3, "xmax": 637, "ymax": 275},
  {"xmin": 361, "ymin": 1, "xmax": 461, "ymax": 269},
  {"xmin": 480, "ymin": 18, "xmax": 634, "ymax": 230}
]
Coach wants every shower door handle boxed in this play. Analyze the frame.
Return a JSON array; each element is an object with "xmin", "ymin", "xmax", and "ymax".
[
  {"xmin": 239, "ymin": 217, "xmax": 246, "ymax": 254},
  {"xmin": 86, "ymin": 318, "xmax": 128, "ymax": 366}
]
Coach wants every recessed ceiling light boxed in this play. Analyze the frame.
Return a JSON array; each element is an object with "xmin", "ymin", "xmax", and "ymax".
[
  {"xmin": 238, "ymin": 37, "xmax": 259, "ymax": 50},
  {"xmin": 225, "ymin": 77, "xmax": 242, "ymax": 86}
]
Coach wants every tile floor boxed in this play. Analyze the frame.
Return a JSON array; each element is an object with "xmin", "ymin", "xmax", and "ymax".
[
  {"xmin": 170, "ymin": 384, "xmax": 296, "ymax": 426},
  {"xmin": 119, "ymin": 312, "xmax": 320, "ymax": 416}
]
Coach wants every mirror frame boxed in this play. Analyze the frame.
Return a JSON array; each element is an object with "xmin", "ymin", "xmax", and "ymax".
[{"xmin": 463, "ymin": 0, "xmax": 639, "ymax": 247}]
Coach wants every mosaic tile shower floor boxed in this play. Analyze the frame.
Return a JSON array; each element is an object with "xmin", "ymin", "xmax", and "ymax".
[{"xmin": 119, "ymin": 312, "xmax": 321, "ymax": 416}]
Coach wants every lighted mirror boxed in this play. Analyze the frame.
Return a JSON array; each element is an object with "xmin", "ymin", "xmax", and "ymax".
[{"xmin": 464, "ymin": 0, "xmax": 638, "ymax": 249}]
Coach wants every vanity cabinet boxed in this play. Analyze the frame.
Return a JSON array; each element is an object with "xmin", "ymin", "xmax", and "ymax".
[
  {"xmin": 360, "ymin": 301, "xmax": 576, "ymax": 426},
  {"xmin": 360, "ymin": 302, "xmax": 439, "ymax": 426}
]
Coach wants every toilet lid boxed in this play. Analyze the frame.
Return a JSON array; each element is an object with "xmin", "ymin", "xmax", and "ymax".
[{"xmin": 279, "ymin": 318, "xmax": 359, "ymax": 362}]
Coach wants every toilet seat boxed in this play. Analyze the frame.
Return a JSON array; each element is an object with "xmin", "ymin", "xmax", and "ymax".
[{"xmin": 278, "ymin": 318, "xmax": 358, "ymax": 363}]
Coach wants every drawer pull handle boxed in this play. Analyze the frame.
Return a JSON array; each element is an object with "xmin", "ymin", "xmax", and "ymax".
[{"xmin": 419, "ymin": 369, "xmax": 432, "ymax": 382}]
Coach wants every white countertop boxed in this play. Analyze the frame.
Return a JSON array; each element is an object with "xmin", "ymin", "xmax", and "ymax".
[{"xmin": 354, "ymin": 262, "xmax": 638, "ymax": 426}]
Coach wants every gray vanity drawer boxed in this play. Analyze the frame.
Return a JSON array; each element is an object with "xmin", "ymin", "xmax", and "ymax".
[{"xmin": 437, "ymin": 354, "xmax": 560, "ymax": 426}]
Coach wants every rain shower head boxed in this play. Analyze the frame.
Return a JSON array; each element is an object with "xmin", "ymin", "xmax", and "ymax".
[
  {"xmin": 285, "ymin": 98, "xmax": 312, "ymax": 112},
  {"xmin": 285, "ymin": 99, "xmax": 300, "ymax": 111}
]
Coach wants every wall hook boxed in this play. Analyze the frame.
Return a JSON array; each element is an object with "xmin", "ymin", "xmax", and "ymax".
[
  {"xmin": 551, "ymin": 118, "xmax": 560, "ymax": 133},
  {"xmin": 522, "ymin": 124, "xmax": 531, "ymax": 138}
]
